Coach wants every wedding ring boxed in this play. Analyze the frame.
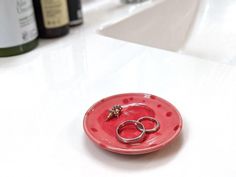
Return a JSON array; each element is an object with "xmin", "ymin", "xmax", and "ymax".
[
  {"xmin": 116, "ymin": 120, "xmax": 146, "ymax": 144},
  {"xmin": 137, "ymin": 116, "xmax": 160, "ymax": 133}
]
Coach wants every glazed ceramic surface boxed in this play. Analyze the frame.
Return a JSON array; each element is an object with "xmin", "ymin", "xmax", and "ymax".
[
  {"xmin": 84, "ymin": 93, "xmax": 182, "ymax": 155},
  {"xmin": 100, "ymin": 0, "xmax": 236, "ymax": 63}
]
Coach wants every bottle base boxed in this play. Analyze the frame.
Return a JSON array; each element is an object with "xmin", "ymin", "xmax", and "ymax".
[
  {"xmin": 69, "ymin": 19, "xmax": 83, "ymax": 27},
  {"xmin": 0, "ymin": 39, "xmax": 38, "ymax": 57},
  {"xmin": 121, "ymin": 0, "xmax": 148, "ymax": 3},
  {"xmin": 38, "ymin": 26, "xmax": 70, "ymax": 38}
]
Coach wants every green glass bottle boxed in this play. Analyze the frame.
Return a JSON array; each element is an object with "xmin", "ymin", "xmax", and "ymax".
[
  {"xmin": 0, "ymin": 0, "xmax": 38, "ymax": 57},
  {"xmin": 33, "ymin": 0, "xmax": 70, "ymax": 38}
]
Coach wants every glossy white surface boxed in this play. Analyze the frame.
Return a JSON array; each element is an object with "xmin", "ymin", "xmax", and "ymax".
[
  {"xmin": 100, "ymin": 0, "xmax": 236, "ymax": 63},
  {"xmin": 0, "ymin": 0, "xmax": 236, "ymax": 177}
]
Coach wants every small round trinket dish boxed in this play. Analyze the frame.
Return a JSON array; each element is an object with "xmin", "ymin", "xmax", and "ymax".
[{"xmin": 83, "ymin": 93, "xmax": 182, "ymax": 155}]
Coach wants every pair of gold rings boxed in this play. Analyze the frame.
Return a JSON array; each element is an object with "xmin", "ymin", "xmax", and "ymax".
[{"xmin": 116, "ymin": 116, "xmax": 160, "ymax": 144}]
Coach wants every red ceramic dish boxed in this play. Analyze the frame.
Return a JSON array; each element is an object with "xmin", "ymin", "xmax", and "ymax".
[{"xmin": 83, "ymin": 93, "xmax": 182, "ymax": 155}]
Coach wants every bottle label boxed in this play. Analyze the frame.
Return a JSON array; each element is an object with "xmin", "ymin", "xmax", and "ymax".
[
  {"xmin": 40, "ymin": 0, "xmax": 69, "ymax": 28},
  {"xmin": 0, "ymin": 0, "xmax": 38, "ymax": 48}
]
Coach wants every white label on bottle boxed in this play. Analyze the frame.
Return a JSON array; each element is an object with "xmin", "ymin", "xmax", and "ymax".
[{"xmin": 0, "ymin": 0, "xmax": 38, "ymax": 48}]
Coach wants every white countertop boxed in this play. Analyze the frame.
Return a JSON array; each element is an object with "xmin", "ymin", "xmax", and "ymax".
[{"xmin": 0, "ymin": 0, "xmax": 236, "ymax": 176}]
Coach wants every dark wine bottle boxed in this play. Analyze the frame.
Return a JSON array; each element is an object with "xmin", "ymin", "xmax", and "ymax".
[
  {"xmin": 0, "ymin": 0, "xmax": 38, "ymax": 57},
  {"xmin": 33, "ymin": 0, "xmax": 70, "ymax": 38},
  {"xmin": 67, "ymin": 0, "xmax": 83, "ymax": 26}
]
